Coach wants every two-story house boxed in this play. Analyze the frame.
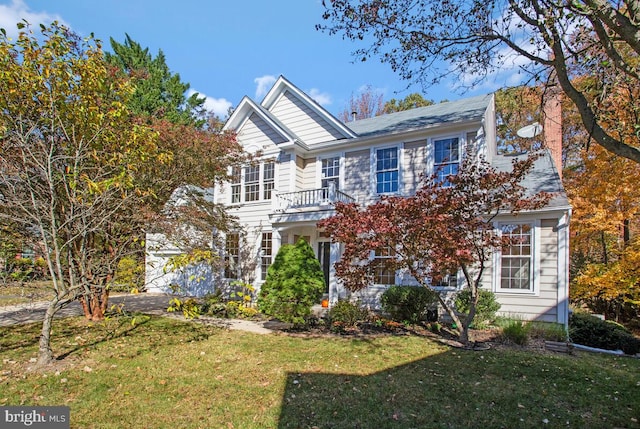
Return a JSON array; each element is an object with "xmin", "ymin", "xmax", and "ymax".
[{"xmin": 145, "ymin": 76, "xmax": 571, "ymax": 325}]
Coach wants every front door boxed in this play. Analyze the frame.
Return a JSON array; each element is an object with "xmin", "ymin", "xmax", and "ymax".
[{"xmin": 317, "ymin": 241, "xmax": 331, "ymax": 294}]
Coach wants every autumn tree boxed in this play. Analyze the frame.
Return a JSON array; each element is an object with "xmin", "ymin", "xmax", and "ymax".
[
  {"xmin": 565, "ymin": 143, "xmax": 640, "ymax": 322},
  {"xmin": 318, "ymin": 156, "xmax": 549, "ymax": 343},
  {"xmin": 106, "ymin": 35, "xmax": 245, "ymax": 284},
  {"xmin": 0, "ymin": 22, "xmax": 162, "ymax": 365},
  {"xmin": 339, "ymin": 84, "xmax": 385, "ymax": 122},
  {"xmin": 318, "ymin": 0, "xmax": 640, "ymax": 164}
]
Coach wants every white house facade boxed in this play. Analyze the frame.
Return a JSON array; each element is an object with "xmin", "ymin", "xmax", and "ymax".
[{"xmin": 145, "ymin": 76, "xmax": 571, "ymax": 325}]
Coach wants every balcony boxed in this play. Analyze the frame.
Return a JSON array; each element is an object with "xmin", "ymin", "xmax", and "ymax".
[{"xmin": 275, "ymin": 183, "xmax": 355, "ymax": 213}]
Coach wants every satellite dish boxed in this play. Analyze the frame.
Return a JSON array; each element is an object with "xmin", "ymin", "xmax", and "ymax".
[{"xmin": 516, "ymin": 122, "xmax": 543, "ymax": 138}]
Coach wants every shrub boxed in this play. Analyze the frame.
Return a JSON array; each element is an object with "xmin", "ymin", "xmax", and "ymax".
[
  {"xmin": 257, "ymin": 238, "xmax": 325, "ymax": 325},
  {"xmin": 501, "ymin": 319, "xmax": 529, "ymax": 345},
  {"xmin": 380, "ymin": 285, "xmax": 438, "ymax": 324},
  {"xmin": 527, "ymin": 321, "xmax": 568, "ymax": 342},
  {"xmin": 455, "ymin": 288, "xmax": 501, "ymax": 327},
  {"xmin": 113, "ymin": 256, "xmax": 145, "ymax": 293},
  {"xmin": 569, "ymin": 312, "xmax": 640, "ymax": 355},
  {"xmin": 327, "ymin": 299, "xmax": 369, "ymax": 327},
  {"xmin": 167, "ymin": 297, "xmax": 201, "ymax": 319}
]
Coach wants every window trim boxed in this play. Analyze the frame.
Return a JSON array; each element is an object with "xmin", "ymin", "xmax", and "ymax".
[
  {"xmin": 493, "ymin": 220, "xmax": 540, "ymax": 295},
  {"xmin": 371, "ymin": 145, "xmax": 402, "ymax": 195},
  {"xmin": 229, "ymin": 161, "xmax": 276, "ymax": 204},
  {"xmin": 430, "ymin": 269, "xmax": 459, "ymax": 291},
  {"xmin": 432, "ymin": 136, "xmax": 461, "ymax": 186},
  {"xmin": 318, "ymin": 155, "xmax": 342, "ymax": 191},
  {"xmin": 260, "ymin": 231, "xmax": 273, "ymax": 281},
  {"xmin": 224, "ymin": 232, "xmax": 240, "ymax": 280},
  {"xmin": 372, "ymin": 247, "xmax": 397, "ymax": 285}
]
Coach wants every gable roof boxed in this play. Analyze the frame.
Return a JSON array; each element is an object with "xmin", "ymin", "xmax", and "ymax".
[
  {"xmin": 261, "ymin": 76, "xmax": 357, "ymax": 140},
  {"xmin": 222, "ymin": 95, "xmax": 295, "ymax": 143},
  {"xmin": 346, "ymin": 94, "xmax": 493, "ymax": 137},
  {"xmin": 223, "ymin": 75, "xmax": 356, "ymax": 147}
]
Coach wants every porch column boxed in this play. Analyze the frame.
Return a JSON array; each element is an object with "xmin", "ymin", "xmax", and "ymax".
[
  {"xmin": 329, "ymin": 242, "xmax": 343, "ymax": 305},
  {"xmin": 272, "ymin": 228, "xmax": 282, "ymax": 257}
]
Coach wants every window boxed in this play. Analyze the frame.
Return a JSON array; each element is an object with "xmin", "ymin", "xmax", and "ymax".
[
  {"xmin": 434, "ymin": 137, "xmax": 459, "ymax": 184},
  {"xmin": 376, "ymin": 147, "xmax": 399, "ymax": 194},
  {"xmin": 500, "ymin": 224, "xmax": 533, "ymax": 290},
  {"xmin": 374, "ymin": 247, "xmax": 395, "ymax": 285},
  {"xmin": 244, "ymin": 165, "xmax": 260, "ymax": 202},
  {"xmin": 224, "ymin": 233, "xmax": 240, "ymax": 279},
  {"xmin": 234, "ymin": 162, "xmax": 275, "ymax": 203},
  {"xmin": 263, "ymin": 162, "xmax": 274, "ymax": 200},
  {"xmin": 321, "ymin": 157, "xmax": 340, "ymax": 190},
  {"xmin": 261, "ymin": 232, "xmax": 273, "ymax": 281},
  {"xmin": 432, "ymin": 270, "xmax": 458, "ymax": 289},
  {"xmin": 230, "ymin": 166, "xmax": 241, "ymax": 204}
]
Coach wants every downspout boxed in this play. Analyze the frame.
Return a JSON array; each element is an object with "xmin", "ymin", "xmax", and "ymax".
[{"xmin": 557, "ymin": 209, "xmax": 571, "ymax": 330}]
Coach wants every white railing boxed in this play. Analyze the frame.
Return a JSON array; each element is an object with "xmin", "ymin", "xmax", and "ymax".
[{"xmin": 275, "ymin": 183, "xmax": 355, "ymax": 212}]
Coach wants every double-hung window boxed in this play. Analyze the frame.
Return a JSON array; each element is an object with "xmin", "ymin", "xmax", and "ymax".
[
  {"xmin": 230, "ymin": 166, "xmax": 241, "ymax": 204},
  {"xmin": 434, "ymin": 137, "xmax": 459, "ymax": 185},
  {"xmin": 374, "ymin": 246, "xmax": 396, "ymax": 285},
  {"xmin": 499, "ymin": 223, "xmax": 534, "ymax": 291},
  {"xmin": 321, "ymin": 157, "xmax": 340, "ymax": 190},
  {"xmin": 244, "ymin": 165, "xmax": 260, "ymax": 202},
  {"xmin": 432, "ymin": 270, "xmax": 458, "ymax": 289},
  {"xmin": 233, "ymin": 162, "xmax": 275, "ymax": 203},
  {"xmin": 375, "ymin": 147, "xmax": 399, "ymax": 194},
  {"xmin": 261, "ymin": 232, "xmax": 273, "ymax": 281},
  {"xmin": 263, "ymin": 162, "xmax": 275, "ymax": 200},
  {"xmin": 224, "ymin": 233, "xmax": 240, "ymax": 279}
]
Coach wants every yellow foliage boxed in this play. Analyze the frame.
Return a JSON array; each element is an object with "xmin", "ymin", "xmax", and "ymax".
[{"xmin": 572, "ymin": 240, "xmax": 640, "ymax": 308}]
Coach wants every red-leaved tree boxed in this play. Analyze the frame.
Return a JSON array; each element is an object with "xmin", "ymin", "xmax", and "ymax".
[{"xmin": 318, "ymin": 155, "xmax": 550, "ymax": 344}]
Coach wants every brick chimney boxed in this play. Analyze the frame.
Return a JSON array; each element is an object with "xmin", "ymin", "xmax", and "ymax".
[{"xmin": 543, "ymin": 89, "xmax": 563, "ymax": 181}]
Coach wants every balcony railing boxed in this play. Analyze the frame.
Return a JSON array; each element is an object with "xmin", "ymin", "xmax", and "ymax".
[{"xmin": 275, "ymin": 184, "xmax": 355, "ymax": 212}]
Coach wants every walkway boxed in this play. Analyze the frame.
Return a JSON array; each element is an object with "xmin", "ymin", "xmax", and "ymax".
[{"xmin": 0, "ymin": 293, "xmax": 274, "ymax": 334}]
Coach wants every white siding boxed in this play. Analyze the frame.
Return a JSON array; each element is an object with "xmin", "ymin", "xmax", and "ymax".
[
  {"xmin": 144, "ymin": 233, "xmax": 215, "ymax": 296},
  {"xmin": 493, "ymin": 219, "xmax": 560, "ymax": 322},
  {"xmin": 269, "ymin": 91, "xmax": 345, "ymax": 144},
  {"xmin": 278, "ymin": 153, "xmax": 293, "ymax": 193},
  {"xmin": 301, "ymin": 157, "xmax": 316, "ymax": 189},
  {"xmin": 403, "ymin": 140, "xmax": 429, "ymax": 195},
  {"xmin": 295, "ymin": 156, "xmax": 305, "ymax": 190},
  {"xmin": 344, "ymin": 149, "xmax": 371, "ymax": 202},
  {"xmin": 238, "ymin": 113, "xmax": 287, "ymax": 150}
]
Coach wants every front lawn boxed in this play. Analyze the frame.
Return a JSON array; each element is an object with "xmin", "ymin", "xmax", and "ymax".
[{"xmin": 0, "ymin": 315, "xmax": 638, "ymax": 428}]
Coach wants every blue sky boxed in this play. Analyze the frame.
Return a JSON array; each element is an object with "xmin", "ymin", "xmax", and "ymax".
[{"xmin": 0, "ymin": 0, "xmax": 504, "ymax": 119}]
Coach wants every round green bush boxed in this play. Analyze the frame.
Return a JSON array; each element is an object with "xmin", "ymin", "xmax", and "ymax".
[
  {"xmin": 454, "ymin": 288, "xmax": 501, "ymax": 326},
  {"xmin": 569, "ymin": 312, "xmax": 640, "ymax": 355},
  {"xmin": 327, "ymin": 299, "xmax": 369, "ymax": 327},
  {"xmin": 380, "ymin": 285, "xmax": 438, "ymax": 323},
  {"xmin": 257, "ymin": 238, "xmax": 325, "ymax": 325}
]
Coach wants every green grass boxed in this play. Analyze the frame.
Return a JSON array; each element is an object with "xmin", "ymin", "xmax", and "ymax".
[
  {"xmin": 1, "ymin": 315, "xmax": 639, "ymax": 429},
  {"xmin": 0, "ymin": 281, "xmax": 53, "ymax": 307}
]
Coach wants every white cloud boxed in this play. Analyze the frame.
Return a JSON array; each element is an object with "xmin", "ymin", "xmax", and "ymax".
[
  {"xmin": 254, "ymin": 75, "xmax": 277, "ymax": 99},
  {"xmin": 0, "ymin": 0, "xmax": 66, "ymax": 37},
  {"xmin": 307, "ymin": 88, "xmax": 332, "ymax": 106},
  {"xmin": 188, "ymin": 89, "xmax": 233, "ymax": 119}
]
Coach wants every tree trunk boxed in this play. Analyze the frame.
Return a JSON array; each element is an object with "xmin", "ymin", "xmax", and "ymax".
[
  {"xmin": 37, "ymin": 297, "xmax": 60, "ymax": 366},
  {"xmin": 79, "ymin": 287, "xmax": 110, "ymax": 321},
  {"xmin": 623, "ymin": 219, "xmax": 631, "ymax": 246}
]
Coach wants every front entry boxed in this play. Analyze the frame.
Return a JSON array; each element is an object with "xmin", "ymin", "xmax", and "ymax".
[{"xmin": 317, "ymin": 241, "xmax": 331, "ymax": 294}]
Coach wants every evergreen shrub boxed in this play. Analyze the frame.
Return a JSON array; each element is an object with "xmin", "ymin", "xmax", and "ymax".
[{"xmin": 257, "ymin": 239, "xmax": 325, "ymax": 325}]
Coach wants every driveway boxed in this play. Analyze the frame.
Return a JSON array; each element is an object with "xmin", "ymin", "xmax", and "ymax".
[{"xmin": 0, "ymin": 293, "xmax": 274, "ymax": 334}]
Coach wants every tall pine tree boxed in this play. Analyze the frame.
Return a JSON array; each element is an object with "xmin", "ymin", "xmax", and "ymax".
[{"xmin": 106, "ymin": 34, "xmax": 206, "ymax": 127}]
